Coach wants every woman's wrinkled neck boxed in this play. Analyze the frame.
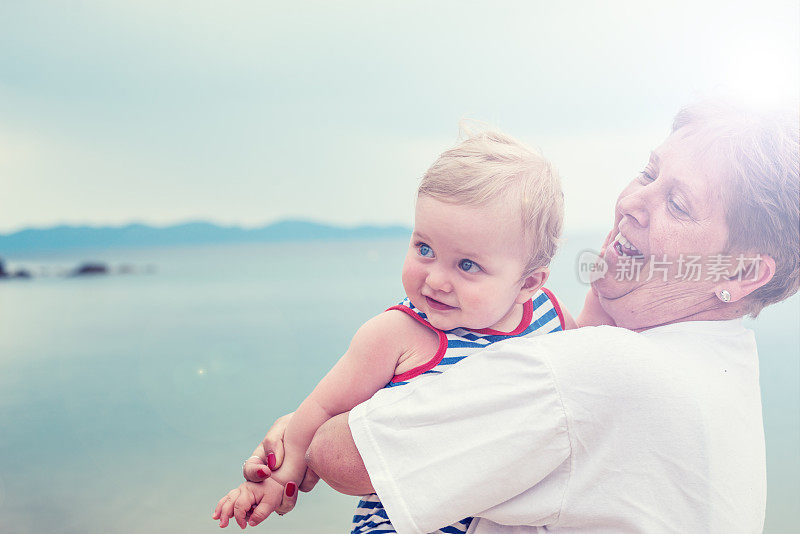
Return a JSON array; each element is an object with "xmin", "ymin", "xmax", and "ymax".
[
  {"xmin": 601, "ymin": 287, "xmax": 748, "ymax": 332},
  {"xmin": 632, "ymin": 308, "xmax": 746, "ymax": 332}
]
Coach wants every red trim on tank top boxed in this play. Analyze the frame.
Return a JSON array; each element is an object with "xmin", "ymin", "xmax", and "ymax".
[
  {"xmin": 470, "ymin": 297, "xmax": 534, "ymax": 336},
  {"xmin": 540, "ymin": 287, "xmax": 565, "ymax": 330},
  {"xmin": 386, "ymin": 304, "xmax": 449, "ymax": 383}
]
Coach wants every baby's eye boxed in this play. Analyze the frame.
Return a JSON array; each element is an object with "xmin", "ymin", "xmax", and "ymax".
[
  {"xmin": 459, "ymin": 259, "xmax": 482, "ymax": 273},
  {"xmin": 417, "ymin": 243, "xmax": 434, "ymax": 258}
]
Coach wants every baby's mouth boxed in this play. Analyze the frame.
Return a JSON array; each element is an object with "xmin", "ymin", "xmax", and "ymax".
[{"xmin": 425, "ymin": 295, "xmax": 457, "ymax": 311}]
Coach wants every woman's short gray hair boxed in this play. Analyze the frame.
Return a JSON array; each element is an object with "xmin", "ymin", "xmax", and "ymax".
[{"xmin": 672, "ymin": 100, "xmax": 799, "ymax": 317}]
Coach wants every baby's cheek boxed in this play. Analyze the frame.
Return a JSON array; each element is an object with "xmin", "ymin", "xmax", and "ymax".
[
  {"xmin": 401, "ymin": 262, "xmax": 422, "ymax": 295},
  {"xmin": 400, "ymin": 272, "xmax": 413, "ymax": 298},
  {"xmin": 462, "ymin": 291, "xmax": 496, "ymax": 322}
]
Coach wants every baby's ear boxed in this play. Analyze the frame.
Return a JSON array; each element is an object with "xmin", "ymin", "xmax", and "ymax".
[{"xmin": 516, "ymin": 267, "xmax": 549, "ymax": 304}]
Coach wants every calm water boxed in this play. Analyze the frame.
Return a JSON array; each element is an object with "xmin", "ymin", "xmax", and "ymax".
[{"xmin": 1, "ymin": 237, "xmax": 797, "ymax": 533}]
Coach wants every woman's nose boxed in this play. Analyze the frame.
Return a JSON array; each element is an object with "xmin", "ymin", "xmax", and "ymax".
[
  {"xmin": 425, "ymin": 268, "xmax": 453, "ymax": 293},
  {"xmin": 617, "ymin": 187, "xmax": 650, "ymax": 228}
]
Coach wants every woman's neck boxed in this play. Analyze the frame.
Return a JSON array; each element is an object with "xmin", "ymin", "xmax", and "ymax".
[
  {"xmin": 580, "ymin": 287, "xmax": 747, "ymax": 331},
  {"xmin": 632, "ymin": 306, "xmax": 747, "ymax": 332}
]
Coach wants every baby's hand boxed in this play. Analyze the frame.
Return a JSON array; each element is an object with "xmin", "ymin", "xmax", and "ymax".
[{"xmin": 213, "ymin": 478, "xmax": 292, "ymax": 528}]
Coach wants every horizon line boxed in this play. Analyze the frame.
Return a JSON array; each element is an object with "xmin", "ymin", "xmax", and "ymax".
[
  {"xmin": 0, "ymin": 218, "xmax": 413, "ymax": 237},
  {"xmin": 1, "ymin": 217, "xmax": 604, "ymax": 237}
]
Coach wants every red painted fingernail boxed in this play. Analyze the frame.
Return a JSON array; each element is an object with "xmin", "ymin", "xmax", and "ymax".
[
  {"xmin": 285, "ymin": 481, "xmax": 297, "ymax": 497},
  {"xmin": 267, "ymin": 453, "xmax": 276, "ymax": 470},
  {"xmin": 256, "ymin": 468, "xmax": 267, "ymax": 478}
]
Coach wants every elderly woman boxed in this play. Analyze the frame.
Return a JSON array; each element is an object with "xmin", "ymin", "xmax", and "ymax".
[{"xmin": 229, "ymin": 100, "xmax": 799, "ymax": 532}]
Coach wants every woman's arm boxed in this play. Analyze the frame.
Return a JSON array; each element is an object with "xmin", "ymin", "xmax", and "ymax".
[{"xmin": 305, "ymin": 412, "xmax": 373, "ymax": 495}]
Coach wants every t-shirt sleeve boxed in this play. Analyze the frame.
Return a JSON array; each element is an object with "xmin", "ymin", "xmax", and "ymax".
[{"xmin": 348, "ymin": 336, "xmax": 571, "ymax": 534}]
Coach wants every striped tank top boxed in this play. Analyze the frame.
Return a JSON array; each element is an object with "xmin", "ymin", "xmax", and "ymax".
[{"xmin": 351, "ymin": 288, "xmax": 565, "ymax": 534}]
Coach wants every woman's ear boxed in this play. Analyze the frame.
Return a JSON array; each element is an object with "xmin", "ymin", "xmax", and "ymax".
[
  {"xmin": 717, "ymin": 254, "xmax": 775, "ymax": 302},
  {"xmin": 516, "ymin": 267, "xmax": 549, "ymax": 304}
]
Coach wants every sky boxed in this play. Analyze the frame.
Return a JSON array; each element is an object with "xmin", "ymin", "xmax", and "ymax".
[{"xmin": 1, "ymin": 0, "xmax": 797, "ymax": 234}]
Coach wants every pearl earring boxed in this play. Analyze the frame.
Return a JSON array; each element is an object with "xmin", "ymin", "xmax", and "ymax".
[{"xmin": 718, "ymin": 289, "xmax": 731, "ymax": 303}]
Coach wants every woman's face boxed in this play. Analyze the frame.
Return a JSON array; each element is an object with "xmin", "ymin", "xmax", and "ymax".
[{"xmin": 593, "ymin": 128, "xmax": 734, "ymax": 329}]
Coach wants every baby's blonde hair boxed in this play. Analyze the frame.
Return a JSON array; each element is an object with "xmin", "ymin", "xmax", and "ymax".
[{"xmin": 418, "ymin": 123, "xmax": 564, "ymax": 276}]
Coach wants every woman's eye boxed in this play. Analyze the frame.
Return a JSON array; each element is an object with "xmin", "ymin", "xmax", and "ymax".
[
  {"xmin": 459, "ymin": 259, "xmax": 482, "ymax": 273},
  {"xmin": 669, "ymin": 198, "xmax": 688, "ymax": 216},
  {"xmin": 417, "ymin": 243, "xmax": 434, "ymax": 257},
  {"xmin": 638, "ymin": 170, "xmax": 655, "ymax": 183}
]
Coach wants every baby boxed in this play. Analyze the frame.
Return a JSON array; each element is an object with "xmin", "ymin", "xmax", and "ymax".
[{"xmin": 213, "ymin": 126, "xmax": 574, "ymax": 532}]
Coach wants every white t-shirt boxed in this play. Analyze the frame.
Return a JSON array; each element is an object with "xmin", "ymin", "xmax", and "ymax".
[{"xmin": 349, "ymin": 320, "xmax": 766, "ymax": 534}]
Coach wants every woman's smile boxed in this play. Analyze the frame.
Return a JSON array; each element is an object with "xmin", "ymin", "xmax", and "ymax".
[{"xmin": 610, "ymin": 231, "xmax": 643, "ymax": 257}]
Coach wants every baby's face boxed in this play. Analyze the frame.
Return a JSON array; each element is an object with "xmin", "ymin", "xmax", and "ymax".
[{"xmin": 402, "ymin": 195, "xmax": 532, "ymax": 332}]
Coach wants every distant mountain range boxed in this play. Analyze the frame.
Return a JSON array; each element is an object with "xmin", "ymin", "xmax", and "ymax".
[{"xmin": 0, "ymin": 220, "xmax": 411, "ymax": 252}]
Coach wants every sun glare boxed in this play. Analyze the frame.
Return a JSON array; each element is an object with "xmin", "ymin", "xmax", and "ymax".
[{"xmin": 724, "ymin": 43, "xmax": 800, "ymax": 109}]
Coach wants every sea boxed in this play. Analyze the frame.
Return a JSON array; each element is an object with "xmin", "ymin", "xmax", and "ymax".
[{"xmin": 1, "ymin": 235, "xmax": 797, "ymax": 533}]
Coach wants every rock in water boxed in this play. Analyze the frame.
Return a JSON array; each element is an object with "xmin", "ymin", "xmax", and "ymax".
[{"xmin": 71, "ymin": 263, "xmax": 109, "ymax": 276}]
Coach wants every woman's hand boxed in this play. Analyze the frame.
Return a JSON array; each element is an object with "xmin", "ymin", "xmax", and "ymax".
[
  {"xmin": 577, "ymin": 287, "xmax": 616, "ymax": 327},
  {"xmin": 242, "ymin": 413, "xmax": 295, "ymax": 483},
  {"xmin": 577, "ymin": 229, "xmax": 617, "ymax": 327},
  {"xmin": 241, "ymin": 412, "xmax": 319, "ymax": 508}
]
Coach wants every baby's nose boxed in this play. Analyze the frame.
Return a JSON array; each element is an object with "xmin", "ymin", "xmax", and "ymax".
[{"xmin": 426, "ymin": 269, "xmax": 453, "ymax": 293}]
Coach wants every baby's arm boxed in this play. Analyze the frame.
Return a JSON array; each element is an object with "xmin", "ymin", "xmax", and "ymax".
[{"xmin": 268, "ymin": 310, "xmax": 416, "ymax": 486}]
